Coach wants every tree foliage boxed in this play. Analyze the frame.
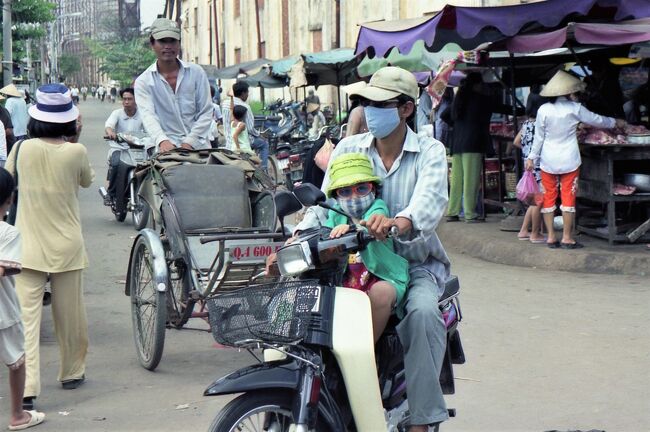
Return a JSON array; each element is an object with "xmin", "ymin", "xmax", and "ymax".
[
  {"xmin": 86, "ymin": 36, "xmax": 156, "ymax": 86},
  {"xmin": 0, "ymin": 0, "xmax": 55, "ymax": 66},
  {"xmin": 58, "ymin": 53, "xmax": 81, "ymax": 80}
]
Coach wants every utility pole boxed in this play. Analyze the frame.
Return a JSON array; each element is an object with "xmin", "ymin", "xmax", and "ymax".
[
  {"xmin": 254, "ymin": 0, "xmax": 264, "ymax": 104},
  {"xmin": 2, "ymin": 0, "xmax": 13, "ymax": 86}
]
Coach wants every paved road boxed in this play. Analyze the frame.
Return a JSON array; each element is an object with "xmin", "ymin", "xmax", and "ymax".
[{"xmin": 1, "ymin": 99, "xmax": 649, "ymax": 431}]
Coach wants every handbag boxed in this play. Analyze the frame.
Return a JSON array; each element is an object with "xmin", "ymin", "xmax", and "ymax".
[
  {"xmin": 314, "ymin": 138, "xmax": 334, "ymax": 171},
  {"xmin": 7, "ymin": 140, "xmax": 24, "ymax": 225}
]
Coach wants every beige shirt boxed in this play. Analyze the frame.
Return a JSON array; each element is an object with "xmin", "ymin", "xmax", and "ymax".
[{"xmin": 6, "ymin": 138, "xmax": 94, "ymax": 272}]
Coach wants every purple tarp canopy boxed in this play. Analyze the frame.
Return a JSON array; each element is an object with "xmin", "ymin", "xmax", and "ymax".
[
  {"xmin": 355, "ymin": 0, "xmax": 650, "ymax": 57},
  {"xmin": 506, "ymin": 19, "xmax": 650, "ymax": 53}
]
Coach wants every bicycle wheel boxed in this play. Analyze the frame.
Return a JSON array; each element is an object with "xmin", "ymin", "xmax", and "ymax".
[{"xmin": 129, "ymin": 236, "xmax": 166, "ymax": 370}]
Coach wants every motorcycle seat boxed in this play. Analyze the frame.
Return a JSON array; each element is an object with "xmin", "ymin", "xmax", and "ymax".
[{"xmin": 440, "ymin": 276, "xmax": 459, "ymax": 302}]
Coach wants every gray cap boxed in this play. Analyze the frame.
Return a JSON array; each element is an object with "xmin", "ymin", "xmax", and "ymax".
[{"xmin": 150, "ymin": 18, "xmax": 181, "ymax": 40}]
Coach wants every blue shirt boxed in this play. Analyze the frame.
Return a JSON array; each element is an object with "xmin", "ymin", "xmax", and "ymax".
[{"xmin": 4, "ymin": 97, "xmax": 29, "ymax": 137}]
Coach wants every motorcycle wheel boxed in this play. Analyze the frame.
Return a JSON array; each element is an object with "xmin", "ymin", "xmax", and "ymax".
[
  {"xmin": 132, "ymin": 196, "xmax": 151, "ymax": 230},
  {"xmin": 129, "ymin": 236, "xmax": 166, "ymax": 371},
  {"xmin": 115, "ymin": 210, "xmax": 127, "ymax": 222},
  {"xmin": 267, "ymin": 155, "xmax": 280, "ymax": 185},
  {"xmin": 209, "ymin": 390, "xmax": 333, "ymax": 432}
]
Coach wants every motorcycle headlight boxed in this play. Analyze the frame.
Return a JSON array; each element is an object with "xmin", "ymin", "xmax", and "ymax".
[{"xmin": 277, "ymin": 241, "xmax": 313, "ymax": 277}]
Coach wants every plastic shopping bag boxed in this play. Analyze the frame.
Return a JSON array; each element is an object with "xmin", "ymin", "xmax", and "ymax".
[{"xmin": 516, "ymin": 171, "xmax": 542, "ymax": 206}]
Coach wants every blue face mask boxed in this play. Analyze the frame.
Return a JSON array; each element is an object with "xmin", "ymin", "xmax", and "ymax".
[
  {"xmin": 338, "ymin": 192, "xmax": 375, "ymax": 219},
  {"xmin": 364, "ymin": 106, "xmax": 400, "ymax": 139}
]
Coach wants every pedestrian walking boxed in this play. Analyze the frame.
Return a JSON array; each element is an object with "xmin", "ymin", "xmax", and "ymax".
[
  {"xmin": 1, "ymin": 84, "xmax": 30, "ymax": 144},
  {"xmin": 5, "ymin": 84, "xmax": 94, "ymax": 410},
  {"xmin": 80, "ymin": 85, "xmax": 88, "ymax": 101},
  {"xmin": 109, "ymin": 87, "xmax": 117, "ymax": 103},
  {"xmin": 0, "ymin": 168, "xmax": 46, "ymax": 431},
  {"xmin": 97, "ymin": 85, "xmax": 106, "ymax": 102}
]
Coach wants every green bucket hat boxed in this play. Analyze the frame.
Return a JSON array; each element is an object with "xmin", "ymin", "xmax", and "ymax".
[{"xmin": 326, "ymin": 153, "xmax": 381, "ymax": 197}]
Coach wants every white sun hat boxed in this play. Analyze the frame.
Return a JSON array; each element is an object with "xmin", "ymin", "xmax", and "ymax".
[
  {"xmin": 28, "ymin": 84, "xmax": 79, "ymax": 123},
  {"xmin": 540, "ymin": 70, "xmax": 586, "ymax": 97}
]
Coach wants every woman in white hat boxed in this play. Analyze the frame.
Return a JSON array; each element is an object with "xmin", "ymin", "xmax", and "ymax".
[
  {"xmin": 526, "ymin": 70, "xmax": 624, "ymax": 249},
  {"xmin": 5, "ymin": 84, "xmax": 94, "ymax": 408}
]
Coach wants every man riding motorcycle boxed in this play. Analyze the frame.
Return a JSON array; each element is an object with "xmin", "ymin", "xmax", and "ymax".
[
  {"xmin": 103, "ymin": 87, "xmax": 144, "ymax": 205},
  {"xmin": 293, "ymin": 66, "xmax": 452, "ymax": 431}
]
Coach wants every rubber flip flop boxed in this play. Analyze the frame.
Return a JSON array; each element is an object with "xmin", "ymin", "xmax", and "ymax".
[
  {"xmin": 547, "ymin": 241, "xmax": 561, "ymax": 249},
  {"xmin": 561, "ymin": 242, "xmax": 584, "ymax": 249},
  {"xmin": 529, "ymin": 237, "xmax": 547, "ymax": 244},
  {"xmin": 446, "ymin": 216, "xmax": 460, "ymax": 222},
  {"xmin": 8, "ymin": 410, "xmax": 45, "ymax": 430},
  {"xmin": 517, "ymin": 235, "xmax": 530, "ymax": 241}
]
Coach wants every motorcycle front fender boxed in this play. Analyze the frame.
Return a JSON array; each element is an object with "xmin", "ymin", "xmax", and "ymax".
[
  {"xmin": 204, "ymin": 359, "xmax": 347, "ymax": 431},
  {"xmin": 204, "ymin": 360, "xmax": 301, "ymax": 396}
]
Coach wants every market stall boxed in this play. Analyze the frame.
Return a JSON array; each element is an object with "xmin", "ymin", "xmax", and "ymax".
[{"xmin": 353, "ymin": 0, "xmax": 650, "ymax": 243}]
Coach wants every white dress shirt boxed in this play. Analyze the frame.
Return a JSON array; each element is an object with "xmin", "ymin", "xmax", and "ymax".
[
  {"xmin": 296, "ymin": 128, "xmax": 451, "ymax": 296},
  {"xmin": 135, "ymin": 59, "xmax": 213, "ymax": 149},
  {"xmin": 528, "ymin": 98, "xmax": 616, "ymax": 174}
]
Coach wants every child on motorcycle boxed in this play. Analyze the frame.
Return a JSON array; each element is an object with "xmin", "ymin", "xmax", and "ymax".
[{"xmin": 325, "ymin": 153, "xmax": 409, "ymax": 342}]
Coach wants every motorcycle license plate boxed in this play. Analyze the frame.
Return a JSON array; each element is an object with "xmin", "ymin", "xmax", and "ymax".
[
  {"xmin": 228, "ymin": 242, "xmax": 285, "ymax": 262},
  {"xmin": 277, "ymin": 158, "xmax": 290, "ymax": 170}
]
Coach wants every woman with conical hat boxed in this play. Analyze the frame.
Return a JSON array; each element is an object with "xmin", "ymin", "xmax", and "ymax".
[{"xmin": 526, "ymin": 70, "xmax": 625, "ymax": 249}]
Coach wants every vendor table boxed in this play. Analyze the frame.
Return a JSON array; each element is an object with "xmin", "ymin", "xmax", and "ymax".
[{"xmin": 577, "ymin": 143, "xmax": 650, "ymax": 245}]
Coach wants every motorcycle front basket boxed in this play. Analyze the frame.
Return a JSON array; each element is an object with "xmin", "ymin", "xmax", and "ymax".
[{"xmin": 206, "ymin": 280, "xmax": 320, "ymax": 347}]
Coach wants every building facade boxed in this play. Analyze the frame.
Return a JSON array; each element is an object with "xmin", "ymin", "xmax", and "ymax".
[
  {"xmin": 51, "ymin": 0, "xmax": 141, "ymax": 85},
  {"xmin": 170, "ymin": 0, "xmax": 534, "ymax": 104}
]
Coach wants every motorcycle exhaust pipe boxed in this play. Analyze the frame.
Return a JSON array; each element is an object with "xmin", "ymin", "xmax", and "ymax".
[{"xmin": 98, "ymin": 187, "xmax": 108, "ymax": 200}]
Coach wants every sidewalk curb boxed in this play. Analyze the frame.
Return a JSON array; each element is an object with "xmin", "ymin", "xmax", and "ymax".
[{"xmin": 438, "ymin": 217, "xmax": 650, "ymax": 277}]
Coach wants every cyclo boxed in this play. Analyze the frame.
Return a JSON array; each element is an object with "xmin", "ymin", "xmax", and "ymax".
[{"xmin": 124, "ymin": 147, "xmax": 286, "ymax": 370}]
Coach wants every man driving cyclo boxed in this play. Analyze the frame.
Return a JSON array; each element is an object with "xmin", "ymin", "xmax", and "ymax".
[{"xmin": 269, "ymin": 66, "xmax": 452, "ymax": 431}]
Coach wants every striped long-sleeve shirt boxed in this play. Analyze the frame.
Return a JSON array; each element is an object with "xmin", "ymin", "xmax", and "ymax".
[{"xmin": 296, "ymin": 127, "xmax": 451, "ymax": 296}]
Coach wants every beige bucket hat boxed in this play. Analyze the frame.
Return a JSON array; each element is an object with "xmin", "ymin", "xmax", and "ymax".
[
  {"xmin": 0, "ymin": 84, "xmax": 22, "ymax": 98},
  {"xmin": 540, "ymin": 70, "xmax": 586, "ymax": 97},
  {"xmin": 348, "ymin": 66, "xmax": 418, "ymax": 101}
]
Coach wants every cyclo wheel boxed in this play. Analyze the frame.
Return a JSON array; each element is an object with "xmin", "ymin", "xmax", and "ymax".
[{"xmin": 129, "ymin": 235, "xmax": 166, "ymax": 370}]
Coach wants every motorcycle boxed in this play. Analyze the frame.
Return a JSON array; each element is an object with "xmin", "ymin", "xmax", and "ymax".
[
  {"xmin": 204, "ymin": 183, "xmax": 465, "ymax": 431},
  {"xmin": 285, "ymin": 125, "xmax": 341, "ymax": 191},
  {"xmin": 98, "ymin": 133, "xmax": 154, "ymax": 229}
]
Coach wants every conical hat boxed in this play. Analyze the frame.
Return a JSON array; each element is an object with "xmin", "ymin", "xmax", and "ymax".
[
  {"xmin": 540, "ymin": 70, "xmax": 586, "ymax": 97},
  {"xmin": 0, "ymin": 84, "xmax": 22, "ymax": 98}
]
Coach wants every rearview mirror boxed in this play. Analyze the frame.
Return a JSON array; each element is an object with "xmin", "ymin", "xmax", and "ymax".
[
  {"xmin": 293, "ymin": 183, "xmax": 326, "ymax": 207},
  {"xmin": 274, "ymin": 190, "xmax": 303, "ymax": 220}
]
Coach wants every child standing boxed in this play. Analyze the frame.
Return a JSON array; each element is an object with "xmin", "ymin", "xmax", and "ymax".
[
  {"xmin": 0, "ymin": 167, "xmax": 45, "ymax": 430},
  {"xmin": 513, "ymin": 94, "xmax": 546, "ymax": 243},
  {"xmin": 324, "ymin": 153, "xmax": 409, "ymax": 342}
]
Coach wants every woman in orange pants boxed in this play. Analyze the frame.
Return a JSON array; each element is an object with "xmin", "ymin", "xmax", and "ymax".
[{"xmin": 526, "ymin": 70, "xmax": 624, "ymax": 249}]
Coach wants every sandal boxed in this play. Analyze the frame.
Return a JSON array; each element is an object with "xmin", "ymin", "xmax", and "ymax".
[
  {"xmin": 547, "ymin": 241, "xmax": 561, "ymax": 249},
  {"xmin": 529, "ymin": 237, "xmax": 547, "ymax": 244},
  {"xmin": 8, "ymin": 410, "xmax": 45, "ymax": 430},
  {"xmin": 561, "ymin": 242, "xmax": 584, "ymax": 249}
]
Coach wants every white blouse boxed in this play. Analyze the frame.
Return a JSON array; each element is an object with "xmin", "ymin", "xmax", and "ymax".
[{"xmin": 528, "ymin": 98, "xmax": 615, "ymax": 174}]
